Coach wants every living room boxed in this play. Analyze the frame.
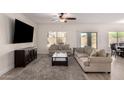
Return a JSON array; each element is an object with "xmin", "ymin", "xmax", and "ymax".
[
  {"xmin": 0, "ymin": 13, "xmax": 124, "ymax": 80},
  {"xmin": 1, "ymin": 0, "xmax": 124, "ymax": 93}
]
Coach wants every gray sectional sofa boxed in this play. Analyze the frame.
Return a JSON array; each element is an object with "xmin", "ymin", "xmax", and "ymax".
[
  {"xmin": 49, "ymin": 44, "xmax": 72, "ymax": 56},
  {"xmin": 74, "ymin": 46, "xmax": 112, "ymax": 72}
]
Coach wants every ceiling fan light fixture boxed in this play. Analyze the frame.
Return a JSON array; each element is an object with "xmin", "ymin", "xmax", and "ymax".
[{"xmin": 51, "ymin": 13, "xmax": 76, "ymax": 23}]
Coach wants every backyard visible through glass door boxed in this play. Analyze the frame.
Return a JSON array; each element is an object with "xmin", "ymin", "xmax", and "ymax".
[{"xmin": 109, "ymin": 32, "xmax": 124, "ymax": 46}]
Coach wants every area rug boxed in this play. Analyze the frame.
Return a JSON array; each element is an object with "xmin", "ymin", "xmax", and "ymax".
[{"xmin": 10, "ymin": 55, "xmax": 87, "ymax": 80}]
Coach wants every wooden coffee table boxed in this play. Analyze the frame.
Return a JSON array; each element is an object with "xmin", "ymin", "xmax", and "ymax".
[{"xmin": 52, "ymin": 52, "xmax": 68, "ymax": 66}]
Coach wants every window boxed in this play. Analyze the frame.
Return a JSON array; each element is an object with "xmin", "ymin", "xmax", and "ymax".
[
  {"xmin": 109, "ymin": 32, "xmax": 124, "ymax": 46},
  {"xmin": 81, "ymin": 32, "xmax": 97, "ymax": 48},
  {"xmin": 81, "ymin": 33, "xmax": 87, "ymax": 47},
  {"xmin": 47, "ymin": 32, "xmax": 66, "ymax": 47}
]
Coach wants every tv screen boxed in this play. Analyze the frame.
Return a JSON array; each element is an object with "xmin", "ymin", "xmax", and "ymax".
[{"xmin": 13, "ymin": 19, "xmax": 34, "ymax": 43}]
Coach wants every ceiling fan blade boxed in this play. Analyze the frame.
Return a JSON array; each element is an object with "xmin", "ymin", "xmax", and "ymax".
[
  {"xmin": 66, "ymin": 17, "xmax": 76, "ymax": 20},
  {"xmin": 59, "ymin": 13, "xmax": 64, "ymax": 19}
]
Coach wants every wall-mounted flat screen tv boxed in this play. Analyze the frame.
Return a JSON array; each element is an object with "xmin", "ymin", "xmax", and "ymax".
[{"xmin": 13, "ymin": 19, "xmax": 34, "ymax": 43}]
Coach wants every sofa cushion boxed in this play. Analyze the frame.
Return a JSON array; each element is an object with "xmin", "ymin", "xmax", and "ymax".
[
  {"xmin": 97, "ymin": 49, "xmax": 106, "ymax": 57},
  {"xmin": 80, "ymin": 58, "xmax": 90, "ymax": 66},
  {"xmin": 90, "ymin": 49, "xmax": 106, "ymax": 57},
  {"xmin": 84, "ymin": 46, "xmax": 94, "ymax": 55},
  {"xmin": 64, "ymin": 44, "xmax": 70, "ymax": 50},
  {"xmin": 75, "ymin": 51, "xmax": 88, "ymax": 58},
  {"xmin": 50, "ymin": 44, "xmax": 58, "ymax": 50},
  {"xmin": 57, "ymin": 44, "xmax": 70, "ymax": 50},
  {"xmin": 75, "ymin": 48, "xmax": 84, "ymax": 53},
  {"xmin": 58, "ymin": 45, "xmax": 62, "ymax": 50}
]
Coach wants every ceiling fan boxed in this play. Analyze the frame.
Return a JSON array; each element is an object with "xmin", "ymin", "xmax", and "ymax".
[{"xmin": 52, "ymin": 13, "xmax": 76, "ymax": 23}]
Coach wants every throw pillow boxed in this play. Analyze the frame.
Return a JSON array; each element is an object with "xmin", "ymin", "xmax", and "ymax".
[
  {"xmin": 58, "ymin": 45, "xmax": 63, "ymax": 50},
  {"xmin": 64, "ymin": 44, "xmax": 69, "ymax": 50},
  {"xmin": 84, "ymin": 46, "xmax": 92, "ymax": 54},
  {"xmin": 61, "ymin": 45, "xmax": 65, "ymax": 50},
  {"xmin": 90, "ymin": 50, "xmax": 97, "ymax": 57},
  {"xmin": 97, "ymin": 49, "xmax": 106, "ymax": 57},
  {"xmin": 50, "ymin": 44, "xmax": 56, "ymax": 50}
]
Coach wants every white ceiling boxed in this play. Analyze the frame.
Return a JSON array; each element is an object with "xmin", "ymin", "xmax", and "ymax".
[{"xmin": 23, "ymin": 13, "xmax": 124, "ymax": 24}]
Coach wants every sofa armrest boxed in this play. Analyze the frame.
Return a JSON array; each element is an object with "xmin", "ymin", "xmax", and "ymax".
[{"xmin": 89, "ymin": 57, "xmax": 112, "ymax": 63}]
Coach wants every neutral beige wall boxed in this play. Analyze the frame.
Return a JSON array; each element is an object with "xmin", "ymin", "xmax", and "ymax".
[
  {"xmin": 0, "ymin": 14, "xmax": 38, "ymax": 76},
  {"xmin": 37, "ymin": 23, "xmax": 124, "ymax": 54}
]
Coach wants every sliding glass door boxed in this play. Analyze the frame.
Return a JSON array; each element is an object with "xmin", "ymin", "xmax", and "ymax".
[
  {"xmin": 117, "ymin": 32, "xmax": 124, "ymax": 43},
  {"xmin": 109, "ymin": 32, "xmax": 124, "ymax": 46},
  {"xmin": 81, "ymin": 32, "xmax": 97, "ymax": 48}
]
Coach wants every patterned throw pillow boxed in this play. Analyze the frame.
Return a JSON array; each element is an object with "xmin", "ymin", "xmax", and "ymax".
[
  {"xmin": 64, "ymin": 44, "xmax": 69, "ymax": 50},
  {"xmin": 90, "ymin": 50, "xmax": 97, "ymax": 57},
  {"xmin": 50, "ymin": 44, "xmax": 58, "ymax": 50}
]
